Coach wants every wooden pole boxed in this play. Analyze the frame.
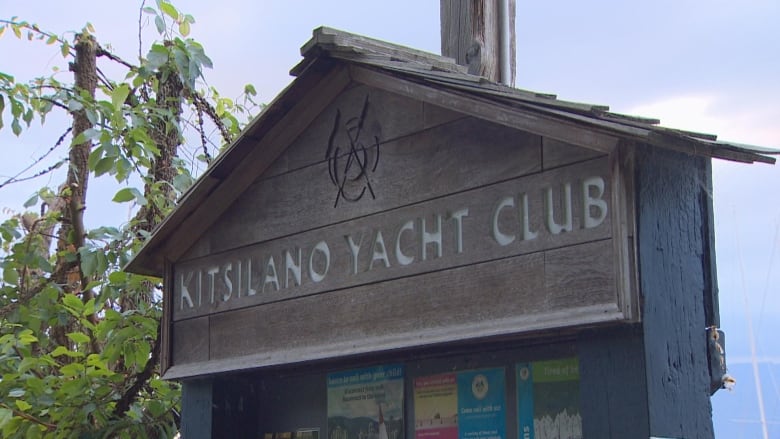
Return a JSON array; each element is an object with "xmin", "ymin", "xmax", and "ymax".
[{"xmin": 440, "ymin": 0, "xmax": 515, "ymax": 85}]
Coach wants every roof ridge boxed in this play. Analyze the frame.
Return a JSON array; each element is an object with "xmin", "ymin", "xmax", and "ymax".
[{"xmin": 300, "ymin": 26, "xmax": 467, "ymax": 74}]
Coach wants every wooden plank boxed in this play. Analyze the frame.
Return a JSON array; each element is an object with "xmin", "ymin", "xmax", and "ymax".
[
  {"xmin": 170, "ymin": 157, "xmax": 613, "ymax": 321},
  {"xmin": 545, "ymin": 239, "xmax": 615, "ymax": 308},
  {"xmin": 300, "ymin": 27, "xmax": 466, "ymax": 74},
  {"xmin": 543, "ymin": 137, "xmax": 605, "ymax": 170},
  {"xmin": 262, "ymin": 84, "xmax": 427, "ymax": 178},
  {"xmin": 612, "ymin": 144, "xmax": 639, "ymax": 320},
  {"xmin": 202, "ymin": 240, "xmax": 620, "ymax": 366},
  {"xmin": 172, "ymin": 316, "xmax": 209, "ymax": 365},
  {"xmin": 423, "ymin": 102, "xmax": 465, "ymax": 129},
  {"xmin": 160, "ymin": 260, "xmax": 173, "ymax": 373},
  {"xmin": 577, "ymin": 328, "xmax": 650, "ymax": 437},
  {"xmin": 192, "ymin": 117, "xmax": 542, "ymax": 258},
  {"xmin": 635, "ymin": 146, "xmax": 715, "ymax": 437},
  {"xmin": 349, "ymin": 65, "xmax": 621, "ymax": 153},
  {"xmin": 180, "ymin": 379, "xmax": 213, "ymax": 439}
]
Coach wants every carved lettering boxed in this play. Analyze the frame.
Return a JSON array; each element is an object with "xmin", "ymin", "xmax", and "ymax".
[
  {"xmin": 369, "ymin": 230, "xmax": 390, "ymax": 270},
  {"xmin": 583, "ymin": 176, "xmax": 608, "ymax": 229},
  {"xmin": 421, "ymin": 214, "xmax": 442, "ymax": 261},
  {"xmin": 285, "ymin": 248, "xmax": 302, "ymax": 288},
  {"xmin": 263, "ymin": 256, "xmax": 280, "ymax": 293},
  {"xmin": 173, "ymin": 169, "xmax": 612, "ymax": 316},
  {"xmin": 309, "ymin": 241, "xmax": 331, "ymax": 282},
  {"xmin": 546, "ymin": 183, "xmax": 573, "ymax": 234},
  {"xmin": 395, "ymin": 220, "xmax": 415, "ymax": 266},
  {"xmin": 222, "ymin": 263, "xmax": 233, "ymax": 301}
]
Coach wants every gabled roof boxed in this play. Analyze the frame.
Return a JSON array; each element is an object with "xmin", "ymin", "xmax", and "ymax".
[{"xmin": 126, "ymin": 26, "xmax": 778, "ymax": 277}]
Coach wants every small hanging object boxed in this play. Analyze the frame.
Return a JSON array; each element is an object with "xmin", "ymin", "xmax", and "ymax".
[
  {"xmin": 707, "ymin": 326, "xmax": 734, "ymax": 394},
  {"xmin": 721, "ymin": 373, "xmax": 737, "ymax": 392}
]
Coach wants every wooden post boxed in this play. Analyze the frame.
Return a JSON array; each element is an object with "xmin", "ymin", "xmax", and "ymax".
[
  {"xmin": 180, "ymin": 379, "xmax": 213, "ymax": 439},
  {"xmin": 440, "ymin": 0, "xmax": 515, "ymax": 85}
]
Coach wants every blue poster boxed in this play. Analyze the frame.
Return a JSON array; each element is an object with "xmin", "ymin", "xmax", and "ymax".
[{"xmin": 456, "ymin": 368, "xmax": 506, "ymax": 439}]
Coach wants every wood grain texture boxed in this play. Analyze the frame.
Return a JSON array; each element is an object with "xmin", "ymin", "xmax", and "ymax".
[
  {"xmin": 577, "ymin": 327, "xmax": 650, "ymax": 437},
  {"xmin": 156, "ymin": 65, "xmax": 352, "ymax": 267},
  {"xmin": 168, "ymin": 238, "xmax": 624, "ymax": 373},
  {"xmin": 172, "ymin": 316, "xmax": 209, "ymax": 365},
  {"xmin": 263, "ymin": 86, "xmax": 466, "ymax": 179},
  {"xmin": 184, "ymin": 116, "xmax": 541, "ymax": 259},
  {"xmin": 543, "ymin": 137, "xmax": 605, "ymax": 170},
  {"xmin": 171, "ymin": 157, "xmax": 612, "ymax": 320},
  {"xmin": 440, "ymin": 0, "xmax": 515, "ymax": 83},
  {"xmin": 180, "ymin": 379, "xmax": 213, "ymax": 439},
  {"xmin": 350, "ymin": 65, "xmax": 620, "ymax": 153},
  {"xmin": 636, "ymin": 146, "xmax": 714, "ymax": 438}
]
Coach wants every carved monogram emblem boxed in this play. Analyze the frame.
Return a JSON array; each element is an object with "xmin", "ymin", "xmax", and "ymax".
[{"xmin": 325, "ymin": 95, "xmax": 380, "ymax": 208}]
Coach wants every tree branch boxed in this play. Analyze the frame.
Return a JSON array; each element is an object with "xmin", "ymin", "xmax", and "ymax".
[
  {"xmin": 112, "ymin": 322, "xmax": 161, "ymax": 418},
  {"xmin": 0, "ymin": 403, "xmax": 56, "ymax": 431}
]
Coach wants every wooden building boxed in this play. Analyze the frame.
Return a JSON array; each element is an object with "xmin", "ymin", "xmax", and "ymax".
[{"xmin": 126, "ymin": 27, "xmax": 776, "ymax": 439}]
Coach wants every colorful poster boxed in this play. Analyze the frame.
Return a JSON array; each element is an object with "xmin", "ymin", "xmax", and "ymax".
[
  {"xmin": 414, "ymin": 373, "xmax": 458, "ymax": 439},
  {"xmin": 456, "ymin": 368, "xmax": 506, "ymax": 439},
  {"xmin": 327, "ymin": 364, "xmax": 404, "ymax": 439},
  {"xmin": 517, "ymin": 358, "xmax": 582, "ymax": 439}
]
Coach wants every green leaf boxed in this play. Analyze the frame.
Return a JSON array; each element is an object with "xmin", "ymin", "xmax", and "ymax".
[
  {"xmin": 23, "ymin": 194, "xmax": 38, "ymax": 208},
  {"xmin": 66, "ymin": 331, "xmax": 90, "ymax": 344},
  {"xmin": 146, "ymin": 45, "xmax": 169, "ymax": 69},
  {"xmin": 18, "ymin": 330, "xmax": 37, "ymax": 345},
  {"xmin": 60, "ymin": 40, "xmax": 69, "ymax": 58},
  {"xmin": 154, "ymin": 15, "xmax": 165, "ymax": 34},
  {"xmin": 60, "ymin": 362, "xmax": 84, "ymax": 377},
  {"xmin": 62, "ymin": 293, "xmax": 84, "ymax": 313},
  {"xmin": 25, "ymin": 423, "xmax": 43, "ymax": 439},
  {"xmin": 45, "ymin": 34, "xmax": 57, "ymax": 45},
  {"xmin": 11, "ymin": 118, "xmax": 21, "ymax": 135},
  {"xmin": 244, "ymin": 84, "xmax": 257, "ymax": 96},
  {"xmin": 0, "ymin": 26, "xmax": 6, "ymax": 39},
  {"xmin": 14, "ymin": 399, "xmax": 31, "ymax": 412},
  {"xmin": 111, "ymin": 83, "xmax": 130, "ymax": 110},
  {"xmin": 51, "ymin": 346, "xmax": 69, "ymax": 356},
  {"xmin": 51, "ymin": 346, "xmax": 84, "ymax": 358},
  {"xmin": 0, "ymin": 408, "xmax": 11, "ymax": 429},
  {"xmin": 179, "ymin": 20, "xmax": 190, "ymax": 37},
  {"xmin": 80, "ymin": 248, "xmax": 97, "ymax": 277},
  {"xmin": 94, "ymin": 156, "xmax": 115, "ymax": 176},
  {"xmin": 112, "ymin": 187, "xmax": 146, "ymax": 205},
  {"xmin": 12, "ymin": 25, "xmax": 21, "ymax": 39},
  {"xmin": 112, "ymin": 187, "xmax": 134, "ymax": 203},
  {"xmin": 159, "ymin": 1, "xmax": 179, "ymax": 20},
  {"xmin": 142, "ymin": 6, "xmax": 157, "ymax": 14},
  {"xmin": 3, "ymin": 266, "xmax": 19, "ymax": 285},
  {"xmin": 87, "ymin": 145, "xmax": 104, "ymax": 170}
]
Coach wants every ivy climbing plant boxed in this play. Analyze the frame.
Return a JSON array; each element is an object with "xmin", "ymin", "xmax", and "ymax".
[{"xmin": 0, "ymin": 1, "xmax": 260, "ymax": 437}]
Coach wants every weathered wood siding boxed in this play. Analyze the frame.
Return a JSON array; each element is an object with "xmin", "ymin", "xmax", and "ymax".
[
  {"xmin": 166, "ymin": 85, "xmax": 636, "ymax": 378},
  {"xmin": 635, "ymin": 147, "xmax": 714, "ymax": 438}
]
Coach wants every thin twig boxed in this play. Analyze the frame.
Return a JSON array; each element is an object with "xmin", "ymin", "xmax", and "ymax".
[
  {"xmin": 96, "ymin": 46, "xmax": 136, "ymax": 70},
  {"xmin": 0, "ymin": 403, "xmax": 56, "ymax": 431},
  {"xmin": 0, "ymin": 127, "xmax": 71, "ymax": 190}
]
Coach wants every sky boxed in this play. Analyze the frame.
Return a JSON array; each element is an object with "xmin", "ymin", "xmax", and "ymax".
[{"xmin": 1, "ymin": 0, "xmax": 779, "ymax": 436}]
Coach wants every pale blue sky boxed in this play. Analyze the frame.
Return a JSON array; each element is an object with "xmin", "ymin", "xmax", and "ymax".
[{"xmin": 1, "ymin": 0, "xmax": 778, "ymax": 435}]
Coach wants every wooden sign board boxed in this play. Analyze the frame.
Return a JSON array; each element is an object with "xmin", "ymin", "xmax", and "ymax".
[{"xmin": 166, "ymin": 84, "xmax": 637, "ymax": 378}]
